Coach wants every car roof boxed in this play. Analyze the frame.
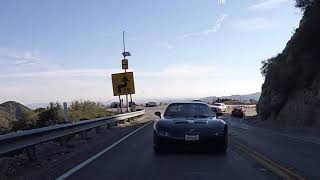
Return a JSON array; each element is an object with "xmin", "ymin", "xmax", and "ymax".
[{"xmin": 168, "ymin": 102, "xmax": 209, "ymax": 105}]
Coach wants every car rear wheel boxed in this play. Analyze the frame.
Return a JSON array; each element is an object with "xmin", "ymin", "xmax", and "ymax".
[
  {"xmin": 240, "ymin": 113, "xmax": 244, "ymax": 118},
  {"xmin": 217, "ymin": 129, "xmax": 228, "ymax": 154},
  {"xmin": 153, "ymin": 133, "xmax": 162, "ymax": 154}
]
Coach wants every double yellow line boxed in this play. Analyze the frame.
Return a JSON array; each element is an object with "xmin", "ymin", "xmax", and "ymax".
[{"xmin": 230, "ymin": 138, "xmax": 305, "ymax": 180}]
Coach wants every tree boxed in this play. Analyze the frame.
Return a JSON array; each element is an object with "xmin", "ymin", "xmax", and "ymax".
[
  {"xmin": 69, "ymin": 100, "xmax": 112, "ymax": 121},
  {"xmin": 260, "ymin": 56, "xmax": 276, "ymax": 77},
  {"xmin": 37, "ymin": 102, "xmax": 64, "ymax": 127},
  {"xmin": 295, "ymin": 0, "xmax": 312, "ymax": 10},
  {"xmin": 12, "ymin": 109, "xmax": 37, "ymax": 131},
  {"xmin": 0, "ymin": 116, "xmax": 11, "ymax": 134},
  {"xmin": 34, "ymin": 107, "xmax": 46, "ymax": 113}
]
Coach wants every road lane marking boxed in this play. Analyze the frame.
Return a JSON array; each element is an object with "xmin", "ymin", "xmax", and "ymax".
[
  {"xmin": 272, "ymin": 132, "xmax": 320, "ymax": 146},
  {"xmin": 56, "ymin": 121, "xmax": 153, "ymax": 180},
  {"xmin": 230, "ymin": 138, "xmax": 305, "ymax": 180}
]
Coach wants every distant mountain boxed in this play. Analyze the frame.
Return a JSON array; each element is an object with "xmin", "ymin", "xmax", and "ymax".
[
  {"xmin": 1, "ymin": 101, "xmax": 34, "ymax": 120},
  {"xmin": 26, "ymin": 103, "xmax": 49, "ymax": 109},
  {"xmin": 200, "ymin": 92, "xmax": 261, "ymax": 103},
  {"xmin": 221, "ymin": 92, "xmax": 261, "ymax": 101}
]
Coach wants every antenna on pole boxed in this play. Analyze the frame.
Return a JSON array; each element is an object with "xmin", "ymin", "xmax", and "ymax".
[
  {"xmin": 122, "ymin": 30, "xmax": 126, "ymax": 56},
  {"xmin": 121, "ymin": 30, "xmax": 131, "ymax": 58}
]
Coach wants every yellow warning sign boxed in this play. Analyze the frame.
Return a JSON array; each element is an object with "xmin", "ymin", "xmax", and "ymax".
[{"xmin": 111, "ymin": 72, "xmax": 135, "ymax": 96}]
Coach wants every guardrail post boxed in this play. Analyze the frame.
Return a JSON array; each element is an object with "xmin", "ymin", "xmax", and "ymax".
[
  {"xmin": 96, "ymin": 127, "xmax": 103, "ymax": 134},
  {"xmin": 63, "ymin": 102, "xmax": 70, "ymax": 123},
  {"xmin": 106, "ymin": 123, "xmax": 112, "ymax": 129},
  {"xmin": 26, "ymin": 146, "xmax": 37, "ymax": 161},
  {"xmin": 80, "ymin": 131, "xmax": 88, "ymax": 140},
  {"xmin": 59, "ymin": 137, "xmax": 67, "ymax": 147}
]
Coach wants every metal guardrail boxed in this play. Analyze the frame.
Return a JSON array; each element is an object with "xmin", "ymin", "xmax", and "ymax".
[
  {"xmin": 226, "ymin": 105, "xmax": 256, "ymax": 109},
  {"xmin": 0, "ymin": 110, "xmax": 145, "ymax": 158}
]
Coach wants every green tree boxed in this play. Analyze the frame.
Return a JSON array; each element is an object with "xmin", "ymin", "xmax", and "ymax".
[
  {"xmin": 0, "ymin": 116, "xmax": 11, "ymax": 134},
  {"xmin": 37, "ymin": 102, "xmax": 64, "ymax": 127},
  {"xmin": 69, "ymin": 100, "xmax": 112, "ymax": 121},
  {"xmin": 295, "ymin": 0, "xmax": 312, "ymax": 10},
  {"xmin": 12, "ymin": 109, "xmax": 37, "ymax": 131}
]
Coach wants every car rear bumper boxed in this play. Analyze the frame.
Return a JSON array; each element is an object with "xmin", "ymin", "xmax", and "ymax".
[
  {"xmin": 154, "ymin": 135, "xmax": 226, "ymax": 150},
  {"xmin": 231, "ymin": 112, "xmax": 243, "ymax": 117}
]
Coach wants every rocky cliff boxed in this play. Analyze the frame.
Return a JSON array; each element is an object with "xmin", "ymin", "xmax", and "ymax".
[{"xmin": 257, "ymin": 2, "xmax": 320, "ymax": 127}]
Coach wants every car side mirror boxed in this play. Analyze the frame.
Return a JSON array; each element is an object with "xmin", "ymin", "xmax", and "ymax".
[{"xmin": 155, "ymin": 111, "xmax": 161, "ymax": 118}]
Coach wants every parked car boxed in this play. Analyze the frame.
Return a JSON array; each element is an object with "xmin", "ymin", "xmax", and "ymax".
[
  {"xmin": 110, "ymin": 102, "xmax": 120, "ymax": 108},
  {"xmin": 153, "ymin": 102, "xmax": 228, "ymax": 154},
  {"xmin": 211, "ymin": 103, "xmax": 227, "ymax": 112},
  {"xmin": 146, "ymin": 102, "xmax": 157, "ymax": 107},
  {"xmin": 231, "ymin": 106, "xmax": 245, "ymax": 118}
]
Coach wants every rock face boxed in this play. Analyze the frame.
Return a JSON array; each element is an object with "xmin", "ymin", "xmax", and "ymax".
[{"xmin": 257, "ymin": 3, "xmax": 320, "ymax": 127}]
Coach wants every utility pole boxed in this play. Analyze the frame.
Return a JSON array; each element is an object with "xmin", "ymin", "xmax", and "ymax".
[{"xmin": 122, "ymin": 30, "xmax": 131, "ymax": 112}]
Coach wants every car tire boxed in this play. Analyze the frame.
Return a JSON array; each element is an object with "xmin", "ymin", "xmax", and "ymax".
[
  {"xmin": 217, "ymin": 129, "xmax": 228, "ymax": 154},
  {"xmin": 153, "ymin": 145, "xmax": 161, "ymax": 154},
  {"xmin": 153, "ymin": 134, "xmax": 162, "ymax": 154}
]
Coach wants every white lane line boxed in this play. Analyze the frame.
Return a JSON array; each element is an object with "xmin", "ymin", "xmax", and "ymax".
[{"xmin": 56, "ymin": 121, "xmax": 153, "ymax": 180}]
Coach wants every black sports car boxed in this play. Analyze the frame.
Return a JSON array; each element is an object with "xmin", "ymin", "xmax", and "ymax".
[{"xmin": 153, "ymin": 102, "xmax": 228, "ymax": 153}]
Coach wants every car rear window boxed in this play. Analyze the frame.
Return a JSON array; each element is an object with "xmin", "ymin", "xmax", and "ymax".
[{"xmin": 164, "ymin": 103, "xmax": 214, "ymax": 117}]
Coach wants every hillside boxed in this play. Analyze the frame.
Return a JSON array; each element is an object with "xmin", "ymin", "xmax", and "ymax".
[
  {"xmin": 0, "ymin": 101, "xmax": 35, "ymax": 120},
  {"xmin": 0, "ymin": 101, "xmax": 36, "ymax": 134},
  {"xmin": 257, "ymin": 1, "xmax": 320, "ymax": 127},
  {"xmin": 200, "ymin": 92, "xmax": 260, "ymax": 103},
  {"xmin": 0, "ymin": 109, "xmax": 15, "ymax": 134}
]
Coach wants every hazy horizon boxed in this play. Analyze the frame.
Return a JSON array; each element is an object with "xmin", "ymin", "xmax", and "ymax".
[{"xmin": 1, "ymin": 92, "xmax": 261, "ymax": 109}]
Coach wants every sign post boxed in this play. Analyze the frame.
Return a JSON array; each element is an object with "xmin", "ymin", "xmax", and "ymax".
[
  {"xmin": 111, "ymin": 30, "xmax": 134, "ymax": 113},
  {"xmin": 63, "ymin": 102, "xmax": 69, "ymax": 123},
  {"xmin": 122, "ymin": 30, "xmax": 131, "ymax": 112}
]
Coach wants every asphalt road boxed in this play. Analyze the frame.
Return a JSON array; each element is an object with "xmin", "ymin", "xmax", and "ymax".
[
  {"xmin": 223, "ymin": 116, "xmax": 320, "ymax": 179},
  {"xmin": 54, "ymin": 107, "xmax": 319, "ymax": 180},
  {"xmin": 64, "ymin": 121, "xmax": 275, "ymax": 180}
]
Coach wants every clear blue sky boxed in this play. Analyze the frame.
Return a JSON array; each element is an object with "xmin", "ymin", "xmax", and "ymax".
[{"xmin": 0, "ymin": 0, "xmax": 302, "ymax": 104}]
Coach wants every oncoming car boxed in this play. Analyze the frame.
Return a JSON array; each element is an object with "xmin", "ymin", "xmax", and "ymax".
[
  {"xmin": 146, "ymin": 102, "xmax": 157, "ymax": 107},
  {"xmin": 211, "ymin": 103, "xmax": 227, "ymax": 112},
  {"xmin": 209, "ymin": 105, "xmax": 223, "ymax": 117},
  {"xmin": 153, "ymin": 102, "xmax": 228, "ymax": 154},
  {"xmin": 231, "ymin": 106, "xmax": 245, "ymax": 118}
]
